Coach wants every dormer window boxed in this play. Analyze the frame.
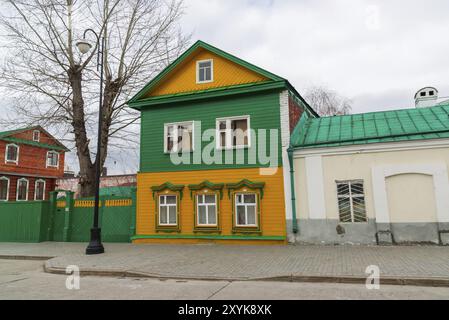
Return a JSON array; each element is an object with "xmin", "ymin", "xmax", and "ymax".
[
  {"xmin": 196, "ymin": 59, "xmax": 213, "ymax": 84},
  {"xmin": 420, "ymin": 92, "xmax": 426, "ymax": 97},
  {"xmin": 429, "ymin": 91, "xmax": 435, "ymax": 96},
  {"xmin": 33, "ymin": 130, "xmax": 40, "ymax": 142},
  {"xmin": 5, "ymin": 144, "xmax": 19, "ymax": 164}
]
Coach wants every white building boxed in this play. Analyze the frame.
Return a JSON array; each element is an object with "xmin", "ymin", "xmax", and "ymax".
[{"xmin": 289, "ymin": 94, "xmax": 449, "ymax": 245}]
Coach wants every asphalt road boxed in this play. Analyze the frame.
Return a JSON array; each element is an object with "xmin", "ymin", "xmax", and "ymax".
[{"xmin": 1, "ymin": 260, "xmax": 449, "ymax": 300}]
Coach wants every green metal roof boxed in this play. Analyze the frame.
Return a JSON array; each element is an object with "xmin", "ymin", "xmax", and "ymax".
[{"xmin": 291, "ymin": 104, "xmax": 449, "ymax": 149}]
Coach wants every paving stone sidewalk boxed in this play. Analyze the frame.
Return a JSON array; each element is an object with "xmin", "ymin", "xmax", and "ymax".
[{"xmin": 1, "ymin": 242, "xmax": 449, "ymax": 284}]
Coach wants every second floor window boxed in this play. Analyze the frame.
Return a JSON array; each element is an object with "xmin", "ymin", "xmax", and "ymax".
[
  {"xmin": 217, "ymin": 117, "xmax": 250, "ymax": 149},
  {"xmin": 5, "ymin": 144, "xmax": 19, "ymax": 164},
  {"xmin": 164, "ymin": 122, "xmax": 193, "ymax": 153},
  {"xmin": 47, "ymin": 151, "xmax": 59, "ymax": 168}
]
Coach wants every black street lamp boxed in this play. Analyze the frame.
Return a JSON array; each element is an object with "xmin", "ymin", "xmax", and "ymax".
[{"xmin": 76, "ymin": 29, "xmax": 105, "ymax": 255}]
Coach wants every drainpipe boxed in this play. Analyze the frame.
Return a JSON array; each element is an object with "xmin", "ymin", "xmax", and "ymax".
[{"xmin": 288, "ymin": 147, "xmax": 298, "ymax": 234}]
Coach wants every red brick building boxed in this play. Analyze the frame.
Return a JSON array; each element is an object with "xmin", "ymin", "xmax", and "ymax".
[{"xmin": 0, "ymin": 126, "xmax": 68, "ymax": 202}]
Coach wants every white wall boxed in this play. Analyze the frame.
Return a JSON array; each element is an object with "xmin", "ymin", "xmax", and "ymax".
[{"xmin": 294, "ymin": 140, "xmax": 449, "ymax": 224}]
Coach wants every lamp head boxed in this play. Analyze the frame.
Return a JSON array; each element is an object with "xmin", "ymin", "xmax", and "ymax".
[{"xmin": 76, "ymin": 41, "xmax": 92, "ymax": 54}]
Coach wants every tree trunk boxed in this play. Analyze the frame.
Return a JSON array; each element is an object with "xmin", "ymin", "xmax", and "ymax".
[{"xmin": 68, "ymin": 65, "xmax": 96, "ymax": 198}]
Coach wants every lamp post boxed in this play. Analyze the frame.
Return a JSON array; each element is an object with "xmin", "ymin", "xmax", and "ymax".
[{"xmin": 76, "ymin": 29, "xmax": 105, "ymax": 255}]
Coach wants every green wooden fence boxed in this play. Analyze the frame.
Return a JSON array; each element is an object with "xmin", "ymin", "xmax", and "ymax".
[{"xmin": 0, "ymin": 188, "xmax": 136, "ymax": 243}]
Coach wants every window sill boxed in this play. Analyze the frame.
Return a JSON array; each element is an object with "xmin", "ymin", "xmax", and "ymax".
[
  {"xmin": 217, "ymin": 146, "xmax": 250, "ymax": 151},
  {"xmin": 194, "ymin": 228, "xmax": 221, "ymax": 234},
  {"xmin": 163, "ymin": 151, "xmax": 194, "ymax": 155},
  {"xmin": 156, "ymin": 227, "xmax": 181, "ymax": 233},
  {"xmin": 232, "ymin": 227, "xmax": 261, "ymax": 234}
]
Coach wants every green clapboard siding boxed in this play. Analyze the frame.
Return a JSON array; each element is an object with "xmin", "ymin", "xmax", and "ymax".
[
  {"xmin": 140, "ymin": 91, "xmax": 282, "ymax": 173},
  {"xmin": 0, "ymin": 201, "xmax": 50, "ymax": 243}
]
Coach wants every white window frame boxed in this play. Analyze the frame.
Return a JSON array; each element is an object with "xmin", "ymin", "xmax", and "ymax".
[
  {"xmin": 235, "ymin": 193, "xmax": 258, "ymax": 227},
  {"xmin": 196, "ymin": 59, "xmax": 214, "ymax": 84},
  {"xmin": 336, "ymin": 180, "xmax": 368, "ymax": 223},
  {"xmin": 0, "ymin": 176, "xmax": 10, "ymax": 202},
  {"xmin": 5, "ymin": 144, "xmax": 19, "ymax": 164},
  {"xmin": 164, "ymin": 121, "xmax": 195, "ymax": 154},
  {"xmin": 158, "ymin": 195, "xmax": 178, "ymax": 226},
  {"xmin": 196, "ymin": 194, "xmax": 218, "ymax": 227},
  {"xmin": 16, "ymin": 178, "xmax": 29, "ymax": 202},
  {"xmin": 34, "ymin": 179, "xmax": 46, "ymax": 201},
  {"xmin": 46, "ymin": 151, "xmax": 59, "ymax": 168},
  {"xmin": 33, "ymin": 130, "xmax": 40, "ymax": 142},
  {"xmin": 216, "ymin": 116, "xmax": 251, "ymax": 150}
]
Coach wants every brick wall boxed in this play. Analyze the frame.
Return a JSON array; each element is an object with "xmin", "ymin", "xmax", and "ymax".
[
  {"xmin": 0, "ymin": 174, "xmax": 55, "ymax": 202},
  {"xmin": 0, "ymin": 140, "xmax": 65, "ymax": 178},
  {"xmin": 288, "ymin": 95, "xmax": 304, "ymax": 134}
]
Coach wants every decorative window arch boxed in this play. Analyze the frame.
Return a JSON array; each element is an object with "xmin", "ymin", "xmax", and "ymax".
[
  {"xmin": 5, "ymin": 144, "xmax": 19, "ymax": 164},
  {"xmin": 46, "ymin": 151, "xmax": 59, "ymax": 168},
  {"xmin": 34, "ymin": 179, "xmax": 46, "ymax": 201},
  {"xmin": 0, "ymin": 176, "xmax": 9, "ymax": 201},
  {"xmin": 16, "ymin": 178, "xmax": 29, "ymax": 201}
]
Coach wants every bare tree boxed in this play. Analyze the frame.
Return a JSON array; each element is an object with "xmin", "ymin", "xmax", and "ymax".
[
  {"xmin": 305, "ymin": 86, "xmax": 352, "ymax": 116},
  {"xmin": 0, "ymin": 0, "xmax": 189, "ymax": 197}
]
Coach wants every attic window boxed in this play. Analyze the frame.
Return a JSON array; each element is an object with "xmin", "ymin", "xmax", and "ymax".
[
  {"xmin": 197, "ymin": 59, "xmax": 213, "ymax": 84},
  {"xmin": 33, "ymin": 130, "xmax": 40, "ymax": 142}
]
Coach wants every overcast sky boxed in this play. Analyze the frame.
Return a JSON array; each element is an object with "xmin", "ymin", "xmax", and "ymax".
[
  {"xmin": 1, "ymin": 0, "xmax": 448, "ymax": 175},
  {"xmin": 182, "ymin": 0, "xmax": 449, "ymax": 112}
]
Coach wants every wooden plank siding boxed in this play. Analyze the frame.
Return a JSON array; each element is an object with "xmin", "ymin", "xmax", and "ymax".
[
  {"xmin": 135, "ymin": 168, "xmax": 287, "ymax": 245},
  {"xmin": 140, "ymin": 91, "xmax": 283, "ymax": 173},
  {"xmin": 0, "ymin": 138, "xmax": 65, "ymax": 178},
  {"xmin": 146, "ymin": 48, "xmax": 269, "ymax": 98},
  {"xmin": 0, "ymin": 174, "xmax": 55, "ymax": 202}
]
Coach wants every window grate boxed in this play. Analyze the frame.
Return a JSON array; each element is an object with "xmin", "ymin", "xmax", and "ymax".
[{"xmin": 337, "ymin": 181, "xmax": 367, "ymax": 223}]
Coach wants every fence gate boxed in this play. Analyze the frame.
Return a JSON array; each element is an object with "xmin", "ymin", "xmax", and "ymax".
[{"xmin": 51, "ymin": 190, "xmax": 136, "ymax": 243}]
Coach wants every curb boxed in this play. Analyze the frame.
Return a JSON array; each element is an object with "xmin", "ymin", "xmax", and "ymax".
[
  {"xmin": 258, "ymin": 275, "xmax": 449, "ymax": 288},
  {"xmin": 44, "ymin": 264, "xmax": 245, "ymax": 282},
  {"xmin": 0, "ymin": 255, "xmax": 53, "ymax": 261},
  {"xmin": 43, "ymin": 263, "xmax": 449, "ymax": 287}
]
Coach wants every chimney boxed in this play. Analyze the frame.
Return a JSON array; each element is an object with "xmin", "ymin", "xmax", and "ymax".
[{"xmin": 415, "ymin": 87, "xmax": 438, "ymax": 108}]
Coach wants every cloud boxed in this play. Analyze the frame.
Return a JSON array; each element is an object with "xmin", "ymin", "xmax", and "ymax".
[{"xmin": 182, "ymin": 0, "xmax": 449, "ymax": 113}]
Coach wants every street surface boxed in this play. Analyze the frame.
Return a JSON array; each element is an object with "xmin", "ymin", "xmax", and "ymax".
[{"xmin": 1, "ymin": 260, "xmax": 449, "ymax": 300}]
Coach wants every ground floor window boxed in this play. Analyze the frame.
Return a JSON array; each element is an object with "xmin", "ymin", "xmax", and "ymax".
[
  {"xmin": 337, "ymin": 180, "xmax": 367, "ymax": 223},
  {"xmin": 197, "ymin": 194, "xmax": 217, "ymax": 226},
  {"xmin": 235, "ymin": 193, "xmax": 258, "ymax": 227},
  {"xmin": 0, "ymin": 177, "xmax": 9, "ymax": 201},
  {"xmin": 16, "ymin": 178, "xmax": 29, "ymax": 201},
  {"xmin": 159, "ymin": 195, "xmax": 178, "ymax": 226},
  {"xmin": 35, "ymin": 179, "xmax": 46, "ymax": 201}
]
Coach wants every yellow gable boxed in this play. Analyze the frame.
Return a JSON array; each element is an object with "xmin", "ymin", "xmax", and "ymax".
[{"xmin": 145, "ymin": 48, "xmax": 270, "ymax": 98}]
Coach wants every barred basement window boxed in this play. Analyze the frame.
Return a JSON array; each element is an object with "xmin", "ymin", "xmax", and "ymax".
[{"xmin": 337, "ymin": 181, "xmax": 367, "ymax": 223}]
